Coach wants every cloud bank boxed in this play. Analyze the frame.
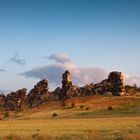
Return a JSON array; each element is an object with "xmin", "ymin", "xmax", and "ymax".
[{"xmin": 21, "ymin": 54, "xmax": 140, "ymax": 87}]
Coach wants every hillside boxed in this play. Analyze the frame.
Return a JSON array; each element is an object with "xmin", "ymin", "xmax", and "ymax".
[
  {"xmin": 12, "ymin": 96, "xmax": 140, "ymax": 119},
  {"xmin": 0, "ymin": 95, "xmax": 140, "ymax": 140},
  {"xmin": 4, "ymin": 95, "xmax": 140, "ymax": 119},
  {"xmin": 0, "ymin": 71, "xmax": 140, "ymax": 139}
]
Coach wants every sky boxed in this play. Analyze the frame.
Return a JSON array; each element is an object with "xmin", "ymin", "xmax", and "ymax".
[{"xmin": 0, "ymin": 0, "xmax": 140, "ymax": 92}]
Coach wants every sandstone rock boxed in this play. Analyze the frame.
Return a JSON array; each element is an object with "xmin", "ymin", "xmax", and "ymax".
[
  {"xmin": 62, "ymin": 70, "xmax": 73, "ymax": 88},
  {"xmin": 54, "ymin": 70, "xmax": 74, "ymax": 100},
  {"xmin": 61, "ymin": 70, "xmax": 73, "ymax": 100},
  {"xmin": 93, "ymin": 71, "xmax": 125, "ymax": 96},
  {"xmin": 107, "ymin": 71, "xmax": 125, "ymax": 96},
  {"xmin": 0, "ymin": 94, "xmax": 5, "ymax": 110},
  {"xmin": 27, "ymin": 79, "xmax": 49, "ymax": 108},
  {"xmin": 78, "ymin": 83, "xmax": 94, "ymax": 96},
  {"xmin": 2, "ymin": 88, "xmax": 27, "ymax": 111},
  {"xmin": 67, "ymin": 85, "xmax": 79, "ymax": 98}
]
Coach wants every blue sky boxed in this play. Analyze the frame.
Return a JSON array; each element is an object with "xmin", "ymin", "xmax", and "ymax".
[{"xmin": 0, "ymin": 0, "xmax": 140, "ymax": 91}]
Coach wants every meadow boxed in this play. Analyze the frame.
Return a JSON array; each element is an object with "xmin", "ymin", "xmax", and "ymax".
[{"xmin": 0, "ymin": 96, "xmax": 140, "ymax": 140}]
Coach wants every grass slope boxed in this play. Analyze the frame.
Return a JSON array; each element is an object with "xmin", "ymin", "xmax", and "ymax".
[{"xmin": 0, "ymin": 95, "xmax": 140, "ymax": 140}]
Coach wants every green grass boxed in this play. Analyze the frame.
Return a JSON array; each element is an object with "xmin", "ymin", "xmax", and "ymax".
[{"xmin": 76, "ymin": 105, "xmax": 140, "ymax": 118}]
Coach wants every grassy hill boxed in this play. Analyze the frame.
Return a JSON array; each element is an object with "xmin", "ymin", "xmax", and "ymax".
[{"xmin": 0, "ymin": 95, "xmax": 140, "ymax": 140}]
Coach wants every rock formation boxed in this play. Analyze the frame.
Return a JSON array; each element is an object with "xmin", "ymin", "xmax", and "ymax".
[
  {"xmin": 62, "ymin": 70, "xmax": 73, "ymax": 88},
  {"xmin": 53, "ymin": 71, "xmax": 125, "ymax": 100},
  {"xmin": 27, "ymin": 79, "xmax": 49, "ymax": 107},
  {"xmin": 0, "ymin": 70, "xmax": 126, "ymax": 111},
  {"xmin": 54, "ymin": 70, "xmax": 74, "ymax": 100},
  {"xmin": 93, "ymin": 71, "xmax": 125, "ymax": 96},
  {"xmin": 108, "ymin": 71, "xmax": 125, "ymax": 95},
  {"xmin": 60, "ymin": 70, "xmax": 73, "ymax": 100},
  {"xmin": 2, "ymin": 88, "xmax": 27, "ymax": 111},
  {"xmin": 78, "ymin": 83, "xmax": 94, "ymax": 96},
  {"xmin": 0, "ymin": 94, "xmax": 5, "ymax": 110}
]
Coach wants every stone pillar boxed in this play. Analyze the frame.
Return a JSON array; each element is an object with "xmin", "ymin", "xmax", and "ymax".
[
  {"xmin": 108, "ymin": 71, "xmax": 125, "ymax": 96},
  {"xmin": 62, "ymin": 70, "xmax": 73, "ymax": 88},
  {"xmin": 60, "ymin": 70, "xmax": 73, "ymax": 100}
]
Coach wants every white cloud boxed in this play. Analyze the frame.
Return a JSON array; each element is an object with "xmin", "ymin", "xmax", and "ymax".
[
  {"xmin": 124, "ymin": 74, "xmax": 140, "ymax": 86},
  {"xmin": 21, "ymin": 53, "xmax": 140, "ymax": 88},
  {"xmin": 48, "ymin": 54, "xmax": 71, "ymax": 63},
  {"xmin": 21, "ymin": 54, "xmax": 108, "ymax": 87}
]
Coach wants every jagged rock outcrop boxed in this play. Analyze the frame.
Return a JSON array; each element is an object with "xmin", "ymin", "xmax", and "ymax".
[
  {"xmin": 0, "ymin": 94, "xmax": 5, "ymax": 110},
  {"xmin": 62, "ymin": 70, "xmax": 73, "ymax": 88},
  {"xmin": 27, "ymin": 79, "xmax": 49, "ymax": 107},
  {"xmin": 0, "ymin": 71, "xmax": 126, "ymax": 111},
  {"xmin": 2, "ymin": 88, "xmax": 27, "ymax": 111},
  {"xmin": 53, "ymin": 71, "xmax": 125, "ymax": 100},
  {"xmin": 60, "ymin": 70, "xmax": 73, "ymax": 100},
  {"xmin": 93, "ymin": 71, "xmax": 125, "ymax": 96},
  {"xmin": 66, "ymin": 85, "xmax": 79, "ymax": 98},
  {"xmin": 107, "ymin": 71, "xmax": 125, "ymax": 96},
  {"xmin": 78, "ymin": 83, "xmax": 94, "ymax": 96},
  {"xmin": 54, "ymin": 70, "xmax": 74, "ymax": 100},
  {"xmin": 53, "ymin": 87, "xmax": 62, "ymax": 100}
]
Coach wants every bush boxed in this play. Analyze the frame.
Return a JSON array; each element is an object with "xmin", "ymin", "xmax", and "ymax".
[
  {"xmin": 80, "ymin": 105, "xmax": 84, "ymax": 110},
  {"xmin": 107, "ymin": 106, "xmax": 113, "ymax": 110},
  {"xmin": 71, "ymin": 103, "xmax": 75, "ymax": 108},
  {"xmin": 3, "ymin": 111, "xmax": 9, "ymax": 118},
  {"xmin": 86, "ymin": 107, "xmax": 89, "ymax": 110},
  {"xmin": 52, "ymin": 113, "xmax": 58, "ymax": 117}
]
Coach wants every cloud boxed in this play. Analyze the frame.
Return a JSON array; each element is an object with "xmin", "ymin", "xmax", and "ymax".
[
  {"xmin": 124, "ymin": 74, "xmax": 140, "ymax": 86},
  {"xmin": 0, "ymin": 68, "xmax": 6, "ymax": 72},
  {"xmin": 21, "ymin": 53, "xmax": 108, "ymax": 87},
  {"xmin": 21, "ymin": 53, "xmax": 140, "ymax": 88},
  {"xmin": 43, "ymin": 54, "xmax": 71, "ymax": 64},
  {"xmin": 11, "ymin": 53, "xmax": 26, "ymax": 65}
]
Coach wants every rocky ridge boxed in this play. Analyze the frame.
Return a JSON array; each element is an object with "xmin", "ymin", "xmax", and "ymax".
[{"xmin": 0, "ymin": 71, "xmax": 126, "ymax": 111}]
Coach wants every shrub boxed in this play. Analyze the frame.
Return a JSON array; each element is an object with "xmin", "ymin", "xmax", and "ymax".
[
  {"xmin": 71, "ymin": 103, "xmax": 75, "ymax": 108},
  {"xmin": 107, "ymin": 106, "xmax": 113, "ymax": 110},
  {"xmin": 52, "ymin": 113, "xmax": 58, "ymax": 117},
  {"xmin": 3, "ymin": 111, "xmax": 9, "ymax": 118},
  {"xmin": 80, "ymin": 105, "xmax": 84, "ymax": 110},
  {"xmin": 86, "ymin": 107, "xmax": 89, "ymax": 110}
]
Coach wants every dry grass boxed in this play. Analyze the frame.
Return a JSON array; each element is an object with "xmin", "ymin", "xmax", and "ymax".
[
  {"xmin": 0, "ymin": 117, "xmax": 140, "ymax": 140},
  {"xmin": 0, "ymin": 96, "xmax": 140, "ymax": 140}
]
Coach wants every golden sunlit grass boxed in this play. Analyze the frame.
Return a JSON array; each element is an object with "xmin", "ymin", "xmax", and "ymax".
[
  {"xmin": 0, "ymin": 96, "xmax": 140, "ymax": 140},
  {"xmin": 0, "ymin": 117, "xmax": 140, "ymax": 140}
]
